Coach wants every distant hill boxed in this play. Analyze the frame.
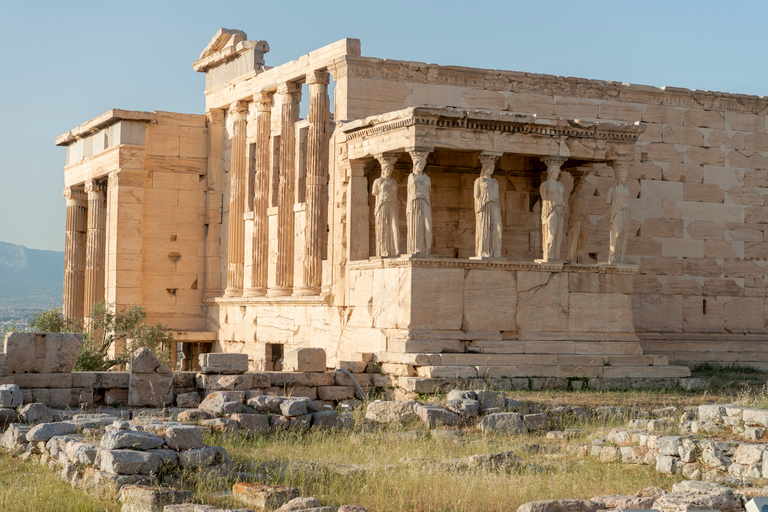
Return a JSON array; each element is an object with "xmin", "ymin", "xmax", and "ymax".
[{"xmin": 0, "ymin": 241, "xmax": 63, "ymax": 328}]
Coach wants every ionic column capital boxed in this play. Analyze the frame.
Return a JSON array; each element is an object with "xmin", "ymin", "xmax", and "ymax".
[
  {"xmin": 63, "ymin": 187, "xmax": 87, "ymax": 201},
  {"xmin": 84, "ymin": 180, "xmax": 105, "ymax": 196},
  {"xmin": 253, "ymin": 91, "xmax": 274, "ymax": 112},
  {"xmin": 206, "ymin": 108, "xmax": 225, "ymax": 126},
  {"xmin": 306, "ymin": 70, "xmax": 331, "ymax": 86},
  {"xmin": 229, "ymin": 100, "xmax": 248, "ymax": 120},
  {"xmin": 277, "ymin": 81, "xmax": 302, "ymax": 96}
]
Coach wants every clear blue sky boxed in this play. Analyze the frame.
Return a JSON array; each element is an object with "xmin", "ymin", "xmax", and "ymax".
[{"xmin": 1, "ymin": 0, "xmax": 766, "ymax": 252}]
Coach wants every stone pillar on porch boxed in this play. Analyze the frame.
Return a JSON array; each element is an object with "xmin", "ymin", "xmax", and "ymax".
[
  {"xmin": 406, "ymin": 147, "xmax": 434, "ymax": 257},
  {"xmin": 271, "ymin": 82, "xmax": 301, "ymax": 296},
  {"xmin": 346, "ymin": 159, "xmax": 370, "ymax": 262},
  {"xmin": 244, "ymin": 92, "xmax": 273, "ymax": 297},
  {"xmin": 224, "ymin": 101, "xmax": 249, "ymax": 297},
  {"xmin": 204, "ymin": 108, "xmax": 225, "ymax": 296},
  {"xmin": 63, "ymin": 187, "xmax": 87, "ymax": 320},
  {"xmin": 566, "ymin": 167, "xmax": 590, "ymax": 263},
  {"xmin": 297, "ymin": 70, "xmax": 331, "ymax": 296},
  {"xmin": 539, "ymin": 156, "xmax": 567, "ymax": 263},
  {"xmin": 373, "ymin": 152, "xmax": 401, "ymax": 258},
  {"xmin": 84, "ymin": 179, "xmax": 106, "ymax": 315},
  {"xmin": 607, "ymin": 161, "xmax": 632, "ymax": 265}
]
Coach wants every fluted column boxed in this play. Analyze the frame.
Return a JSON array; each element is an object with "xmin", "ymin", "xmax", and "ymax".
[
  {"xmin": 84, "ymin": 180, "xmax": 106, "ymax": 315},
  {"xmin": 224, "ymin": 101, "xmax": 248, "ymax": 297},
  {"xmin": 297, "ymin": 71, "xmax": 330, "ymax": 296},
  {"xmin": 244, "ymin": 92, "xmax": 273, "ymax": 297},
  {"xmin": 270, "ymin": 82, "xmax": 301, "ymax": 296},
  {"xmin": 63, "ymin": 187, "xmax": 87, "ymax": 320}
]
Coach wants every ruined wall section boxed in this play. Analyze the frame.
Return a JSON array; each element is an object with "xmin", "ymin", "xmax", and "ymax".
[
  {"xmin": 140, "ymin": 112, "xmax": 209, "ymax": 331},
  {"xmin": 337, "ymin": 56, "xmax": 768, "ymax": 342}
]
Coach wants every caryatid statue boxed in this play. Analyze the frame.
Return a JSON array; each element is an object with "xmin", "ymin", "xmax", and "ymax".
[
  {"xmin": 607, "ymin": 162, "xmax": 631, "ymax": 264},
  {"xmin": 566, "ymin": 169, "xmax": 590, "ymax": 263},
  {"xmin": 474, "ymin": 152, "xmax": 503, "ymax": 258},
  {"xmin": 372, "ymin": 154, "xmax": 401, "ymax": 258},
  {"xmin": 406, "ymin": 149, "xmax": 433, "ymax": 256},
  {"xmin": 540, "ymin": 156, "xmax": 566, "ymax": 262}
]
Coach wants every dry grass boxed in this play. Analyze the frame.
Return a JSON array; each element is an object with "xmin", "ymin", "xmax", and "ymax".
[{"xmin": 0, "ymin": 451, "xmax": 117, "ymax": 512}]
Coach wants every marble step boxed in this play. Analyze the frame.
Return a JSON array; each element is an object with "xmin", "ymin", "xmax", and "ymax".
[
  {"xmin": 436, "ymin": 353, "xmax": 668, "ymax": 367},
  {"xmin": 388, "ymin": 339, "xmax": 646, "ymax": 355},
  {"xmin": 416, "ymin": 364, "xmax": 691, "ymax": 379}
]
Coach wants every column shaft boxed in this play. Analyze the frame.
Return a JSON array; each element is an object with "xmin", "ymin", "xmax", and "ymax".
[
  {"xmin": 298, "ymin": 71, "xmax": 330, "ymax": 295},
  {"xmin": 224, "ymin": 101, "xmax": 248, "ymax": 297},
  {"xmin": 63, "ymin": 187, "xmax": 88, "ymax": 320},
  {"xmin": 245, "ymin": 92, "xmax": 273, "ymax": 297},
  {"xmin": 84, "ymin": 180, "xmax": 106, "ymax": 315},
  {"xmin": 271, "ymin": 82, "xmax": 301, "ymax": 296}
]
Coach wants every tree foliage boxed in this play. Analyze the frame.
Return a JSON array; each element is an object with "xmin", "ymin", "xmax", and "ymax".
[{"xmin": 22, "ymin": 301, "xmax": 173, "ymax": 371}]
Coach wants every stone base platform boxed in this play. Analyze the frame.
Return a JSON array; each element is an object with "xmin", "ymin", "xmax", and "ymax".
[{"xmin": 639, "ymin": 332, "xmax": 768, "ymax": 372}]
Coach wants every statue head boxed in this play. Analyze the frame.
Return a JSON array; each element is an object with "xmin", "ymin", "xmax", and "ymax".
[
  {"xmin": 615, "ymin": 164, "xmax": 629, "ymax": 185},
  {"xmin": 380, "ymin": 161, "xmax": 393, "ymax": 179},
  {"xmin": 410, "ymin": 150, "xmax": 428, "ymax": 175},
  {"xmin": 572, "ymin": 175, "xmax": 584, "ymax": 191},
  {"xmin": 547, "ymin": 166, "xmax": 560, "ymax": 182}
]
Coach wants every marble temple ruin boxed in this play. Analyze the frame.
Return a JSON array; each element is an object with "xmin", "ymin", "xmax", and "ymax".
[{"xmin": 54, "ymin": 28, "xmax": 768, "ymax": 384}]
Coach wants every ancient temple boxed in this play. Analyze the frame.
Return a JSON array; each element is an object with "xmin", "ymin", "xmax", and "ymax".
[{"xmin": 56, "ymin": 29, "xmax": 768, "ymax": 383}]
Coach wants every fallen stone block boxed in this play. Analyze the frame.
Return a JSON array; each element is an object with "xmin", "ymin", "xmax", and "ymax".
[
  {"xmin": 129, "ymin": 348, "xmax": 173, "ymax": 407},
  {"xmin": 338, "ymin": 361, "xmax": 367, "ymax": 374},
  {"xmin": 475, "ymin": 390, "xmax": 504, "ymax": 411},
  {"xmin": 198, "ymin": 353, "xmax": 248, "ymax": 375},
  {"xmin": 283, "ymin": 348, "xmax": 326, "ymax": 373},
  {"xmin": 365, "ymin": 401, "xmax": 418, "ymax": 425},
  {"xmin": 119, "ymin": 484, "xmax": 193, "ymax": 512},
  {"xmin": 178, "ymin": 445, "xmax": 229, "ymax": 468},
  {"xmin": 199, "ymin": 392, "xmax": 244, "ymax": 415},
  {"xmin": 175, "ymin": 392, "xmax": 201, "ymax": 409},
  {"xmin": 517, "ymin": 499, "xmax": 599, "ymax": 512},
  {"xmin": 1, "ymin": 423, "xmax": 30, "ymax": 449},
  {"xmin": 233, "ymin": 482, "xmax": 299, "ymax": 510},
  {"xmin": 165, "ymin": 425, "xmax": 203, "ymax": 451},
  {"xmin": 18, "ymin": 403, "xmax": 52, "ymax": 424},
  {"xmin": 445, "ymin": 399, "xmax": 480, "ymax": 418},
  {"xmin": 196, "ymin": 374, "xmax": 250, "ymax": 391},
  {"xmin": 654, "ymin": 480, "xmax": 743, "ymax": 512},
  {"xmin": 478, "ymin": 412, "xmax": 526, "ymax": 434},
  {"xmin": 98, "ymin": 449, "xmax": 162, "ymax": 475},
  {"xmin": 277, "ymin": 497, "xmax": 322, "ymax": 511},
  {"xmin": 200, "ymin": 418, "xmax": 239, "ymax": 433},
  {"xmin": 280, "ymin": 399, "xmax": 308, "ymax": 417},
  {"xmin": 679, "ymin": 377, "xmax": 708, "ymax": 391},
  {"xmin": 4, "ymin": 332, "xmax": 82, "ymax": 374},
  {"xmin": 0, "ymin": 408, "xmax": 18, "ymax": 428},
  {"xmin": 0, "ymin": 384, "xmax": 22, "ymax": 408},
  {"xmin": 414, "ymin": 404, "xmax": 462, "ymax": 428},
  {"xmin": 101, "ymin": 430, "xmax": 165, "ymax": 450},
  {"xmin": 230, "ymin": 413, "xmax": 269, "ymax": 434},
  {"xmin": 26, "ymin": 421, "xmax": 78, "ymax": 442},
  {"xmin": 311, "ymin": 410, "xmax": 340, "ymax": 429},
  {"xmin": 247, "ymin": 395, "xmax": 284, "ymax": 414},
  {"xmin": 523, "ymin": 413, "xmax": 548, "ymax": 432}
]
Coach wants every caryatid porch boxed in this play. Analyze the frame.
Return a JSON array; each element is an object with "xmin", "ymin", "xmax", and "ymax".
[{"xmin": 336, "ymin": 106, "xmax": 691, "ymax": 381}]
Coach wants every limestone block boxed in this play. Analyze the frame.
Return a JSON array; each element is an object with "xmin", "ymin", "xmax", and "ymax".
[
  {"xmin": 684, "ymin": 109, "xmax": 725, "ymax": 129},
  {"xmin": 725, "ymin": 259, "xmax": 763, "ymax": 278},
  {"xmin": 128, "ymin": 348, "xmax": 173, "ymax": 407},
  {"xmin": 687, "ymin": 221, "xmax": 724, "ymax": 240},
  {"xmin": 101, "ymin": 430, "xmax": 165, "ymax": 451},
  {"xmin": 641, "ymin": 257, "xmax": 682, "ymax": 275},
  {"xmin": 406, "ymin": 267, "xmax": 464, "ymax": 330},
  {"xmin": 703, "ymin": 278, "xmax": 743, "ymax": 296},
  {"xmin": 99, "ymin": 449, "xmax": 162, "ymax": 475},
  {"xmin": 0, "ymin": 384, "xmax": 22, "ymax": 408},
  {"xmin": 316, "ymin": 386, "xmax": 354, "ymax": 401},
  {"xmin": 198, "ymin": 353, "xmax": 248, "ymax": 374},
  {"xmin": 633, "ymin": 294, "xmax": 682, "ymax": 332},
  {"xmin": 414, "ymin": 404, "xmax": 462, "ymax": 428},
  {"xmin": 269, "ymin": 372, "xmax": 335, "ymax": 387},
  {"xmin": 662, "ymin": 277, "xmax": 702, "ymax": 295},
  {"xmin": 478, "ymin": 412, "xmax": 526, "ymax": 434},
  {"xmin": 176, "ymin": 392, "xmax": 201, "ymax": 408},
  {"xmin": 683, "ymin": 183, "xmax": 725, "ymax": 203},
  {"xmin": 232, "ymin": 482, "xmax": 299, "ymax": 511},
  {"xmin": 598, "ymin": 101, "xmax": 641, "ymax": 122},
  {"xmin": 553, "ymin": 96, "xmax": 598, "ymax": 118},
  {"xmin": 119, "ymin": 485, "xmax": 192, "ymax": 512},
  {"xmin": 4, "ymin": 333, "xmax": 83, "ymax": 374},
  {"xmin": 640, "ymin": 218, "xmax": 683, "ymax": 238},
  {"xmin": 462, "ymin": 270, "xmax": 516, "ymax": 332},
  {"xmin": 165, "ymin": 426, "xmax": 203, "ymax": 451},
  {"xmin": 729, "ymin": 187, "xmax": 764, "ymax": 206},
  {"xmin": 195, "ymin": 374, "xmax": 250, "ymax": 391},
  {"xmin": 643, "ymin": 143, "xmax": 684, "ymax": 163},
  {"xmin": 516, "ymin": 272, "xmax": 568, "ymax": 332},
  {"xmin": 29, "ymin": 388, "xmax": 76, "ymax": 408},
  {"xmin": 724, "ymin": 298, "xmax": 765, "ymax": 332},
  {"xmin": 508, "ymin": 92, "xmax": 555, "ymax": 115},
  {"xmin": 683, "ymin": 258, "xmax": 723, "ymax": 277},
  {"xmin": 664, "ymin": 163, "xmax": 703, "ymax": 183},
  {"xmin": 26, "ymin": 422, "xmax": 78, "ymax": 442},
  {"xmin": 662, "ymin": 125, "xmax": 704, "ymax": 146},
  {"xmin": 662, "ymin": 239, "xmax": 704, "ymax": 258},
  {"xmin": 365, "ymin": 400, "xmax": 418, "ymax": 424},
  {"xmin": 282, "ymin": 348, "xmax": 326, "ymax": 373},
  {"xmin": 569, "ymin": 293, "xmax": 633, "ymax": 333},
  {"xmin": 683, "ymin": 296, "xmax": 724, "ymax": 332}
]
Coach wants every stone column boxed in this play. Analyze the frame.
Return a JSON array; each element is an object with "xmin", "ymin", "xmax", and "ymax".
[
  {"xmin": 566, "ymin": 168, "xmax": 590, "ymax": 263},
  {"xmin": 297, "ymin": 71, "xmax": 331, "ymax": 296},
  {"xmin": 539, "ymin": 156, "xmax": 567, "ymax": 262},
  {"xmin": 224, "ymin": 101, "xmax": 248, "ymax": 297},
  {"xmin": 244, "ymin": 92, "xmax": 273, "ymax": 297},
  {"xmin": 203, "ymin": 108, "xmax": 225, "ymax": 296},
  {"xmin": 63, "ymin": 187, "xmax": 87, "ymax": 320},
  {"xmin": 406, "ymin": 148, "xmax": 434, "ymax": 256},
  {"xmin": 271, "ymin": 82, "xmax": 301, "ymax": 296},
  {"xmin": 84, "ymin": 180, "xmax": 106, "ymax": 315},
  {"xmin": 607, "ymin": 161, "xmax": 631, "ymax": 264}
]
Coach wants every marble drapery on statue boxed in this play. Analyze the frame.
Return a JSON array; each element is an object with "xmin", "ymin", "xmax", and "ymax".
[
  {"xmin": 474, "ymin": 153, "xmax": 502, "ymax": 258},
  {"xmin": 608, "ymin": 162, "xmax": 631, "ymax": 264},
  {"xmin": 540, "ymin": 157, "xmax": 566, "ymax": 262},
  {"xmin": 566, "ymin": 171, "xmax": 589, "ymax": 263},
  {"xmin": 373, "ymin": 154, "xmax": 401, "ymax": 257},
  {"xmin": 406, "ymin": 150, "xmax": 432, "ymax": 255}
]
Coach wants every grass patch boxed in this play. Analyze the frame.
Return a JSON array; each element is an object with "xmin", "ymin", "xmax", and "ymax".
[{"xmin": 0, "ymin": 451, "xmax": 117, "ymax": 512}]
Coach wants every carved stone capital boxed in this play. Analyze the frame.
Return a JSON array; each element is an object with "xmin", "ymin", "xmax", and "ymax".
[
  {"xmin": 277, "ymin": 81, "xmax": 302, "ymax": 96},
  {"xmin": 306, "ymin": 70, "xmax": 331, "ymax": 86},
  {"xmin": 478, "ymin": 151, "xmax": 501, "ymax": 174},
  {"xmin": 253, "ymin": 91, "xmax": 274, "ymax": 112},
  {"xmin": 84, "ymin": 180, "xmax": 105, "ymax": 195},
  {"xmin": 206, "ymin": 108, "xmax": 225, "ymax": 126},
  {"xmin": 63, "ymin": 187, "xmax": 87, "ymax": 201},
  {"xmin": 375, "ymin": 153, "xmax": 399, "ymax": 177},
  {"xmin": 229, "ymin": 101, "xmax": 248, "ymax": 121},
  {"xmin": 541, "ymin": 156, "xmax": 567, "ymax": 170},
  {"xmin": 407, "ymin": 147, "xmax": 432, "ymax": 173}
]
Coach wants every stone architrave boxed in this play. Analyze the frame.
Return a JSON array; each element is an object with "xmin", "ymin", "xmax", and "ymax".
[
  {"xmin": 224, "ymin": 101, "xmax": 248, "ymax": 297},
  {"xmin": 566, "ymin": 169, "xmax": 590, "ymax": 263},
  {"xmin": 128, "ymin": 347, "xmax": 173, "ymax": 407},
  {"xmin": 84, "ymin": 179, "xmax": 106, "ymax": 315},
  {"xmin": 373, "ymin": 153, "xmax": 401, "ymax": 258},
  {"xmin": 473, "ymin": 152, "xmax": 503, "ymax": 258},
  {"xmin": 271, "ymin": 82, "xmax": 301, "ymax": 296},
  {"xmin": 539, "ymin": 156, "xmax": 566, "ymax": 262},
  {"xmin": 63, "ymin": 187, "xmax": 87, "ymax": 320},
  {"xmin": 608, "ymin": 162, "xmax": 631, "ymax": 264},
  {"xmin": 4, "ymin": 332, "xmax": 83, "ymax": 373},
  {"xmin": 298, "ymin": 71, "xmax": 331, "ymax": 295},
  {"xmin": 406, "ymin": 148, "xmax": 433, "ymax": 256},
  {"xmin": 244, "ymin": 92, "xmax": 272, "ymax": 297}
]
